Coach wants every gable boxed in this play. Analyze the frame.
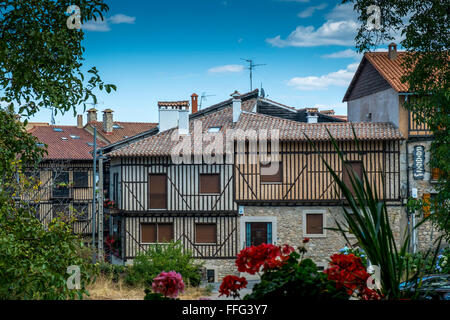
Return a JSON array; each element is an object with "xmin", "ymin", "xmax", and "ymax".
[{"xmin": 345, "ymin": 58, "xmax": 392, "ymax": 102}]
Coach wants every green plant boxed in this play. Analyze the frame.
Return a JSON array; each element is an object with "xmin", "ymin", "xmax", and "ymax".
[
  {"xmin": 307, "ymin": 128, "xmax": 443, "ymax": 299},
  {"xmin": 125, "ymin": 241, "xmax": 203, "ymax": 288},
  {"xmin": 243, "ymin": 252, "xmax": 349, "ymax": 300},
  {"xmin": 98, "ymin": 262, "xmax": 126, "ymax": 283}
]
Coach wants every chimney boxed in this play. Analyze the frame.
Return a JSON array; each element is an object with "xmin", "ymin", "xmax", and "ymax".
[
  {"xmin": 102, "ymin": 109, "xmax": 114, "ymax": 134},
  {"xmin": 77, "ymin": 114, "xmax": 83, "ymax": 128},
  {"xmin": 178, "ymin": 108, "xmax": 189, "ymax": 135},
  {"xmin": 158, "ymin": 101, "xmax": 189, "ymax": 132},
  {"xmin": 231, "ymin": 91, "xmax": 242, "ymax": 123},
  {"xmin": 306, "ymin": 108, "xmax": 319, "ymax": 123},
  {"xmin": 191, "ymin": 93, "xmax": 198, "ymax": 114},
  {"xmin": 388, "ymin": 42, "xmax": 397, "ymax": 60},
  {"xmin": 87, "ymin": 108, "xmax": 97, "ymax": 123}
]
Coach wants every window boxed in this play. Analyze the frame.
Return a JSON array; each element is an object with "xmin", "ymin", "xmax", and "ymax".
[
  {"xmin": 207, "ymin": 127, "xmax": 221, "ymax": 133},
  {"xmin": 52, "ymin": 172, "xmax": 70, "ymax": 198},
  {"xmin": 303, "ymin": 211, "xmax": 326, "ymax": 237},
  {"xmin": 148, "ymin": 174, "xmax": 167, "ymax": 209},
  {"xmin": 245, "ymin": 222, "xmax": 272, "ymax": 247},
  {"xmin": 141, "ymin": 223, "xmax": 173, "ymax": 243},
  {"xmin": 260, "ymin": 161, "xmax": 283, "ymax": 183},
  {"xmin": 199, "ymin": 174, "xmax": 220, "ymax": 194},
  {"xmin": 52, "ymin": 204, "xmax": 70, "ymax": 219},
  {"xmin": 431, "ymin": 168, "xmax": 442, "ymax": 182},
  {"xmin": 73, "ymin": 172, "xmax": 89, "ymax": 188},
  {"xmin": 342, "ymin": 161, "xmax": 363, "ymax": 195},
  {"xmin": 73, "ymin": 203, "xmax": 88, "ymax": 221},
  {"xmin": 113, "ymin": 173, "xmax": 119, "ymax": 202},
  {"xmin": 195, "ymin": 224, "xmax": 217, "ymax": 244}
]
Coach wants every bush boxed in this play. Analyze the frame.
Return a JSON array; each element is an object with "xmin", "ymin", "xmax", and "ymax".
[
  {"xmin": 98, "ymin": 262, "xmax": 126, "ymax": 283},
  {"xmin": 125, "ymin": 241, "xmax": 202, "ymax": 287}
]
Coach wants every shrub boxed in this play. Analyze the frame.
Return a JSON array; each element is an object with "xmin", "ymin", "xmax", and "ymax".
[
  {"xmin": 98, "ymin": 262, "xmax": 126, "ymax": 283},
  {"xmin": 125, "ymin": 241, "xmax": 202, "ymax": 287}
]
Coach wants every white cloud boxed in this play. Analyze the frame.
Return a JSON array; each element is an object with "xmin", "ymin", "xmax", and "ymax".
[
  {"xmin": 267, "ymin": 3, "xmax": 359, "ymax": 47},
  {"xmin": 82, "ymin": 14, "xmax": 136, "ymax": 32},
  {"xmin": 208, "ymin": 65, "xmax": 244, "ymax": 74},
  {"xmin": 109, "ymin": 14, "xmax": 136, "ymax": 24},
  {"xmin": 297, "ymin": 3, "xmax": 327, "ymax": 18},
  {"xmin": 322, "ymin": 49, "xmax": 362, "ymax": 59},
  {"xmin": 287, "ymin": 62, "xmax": 358, "ymax": 91}
]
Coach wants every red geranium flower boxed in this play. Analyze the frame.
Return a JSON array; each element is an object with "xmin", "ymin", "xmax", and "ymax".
[
  {"xmin": 303, "ymin": 237, "xmax": 310, "ymax": 243},
  {"xmin": 219, "ymin": 275, "xmax": 248, "ymax": 298},
  {"xmin": 235, "ymin": 243, "xmax": 293, "ymax": 275}
]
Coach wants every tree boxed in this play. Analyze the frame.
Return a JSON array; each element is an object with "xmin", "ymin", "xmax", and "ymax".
[
  {"xmin": 343, "ymin": 0, "xmax": 449, "ymax": 240},
  {"xmin": 0, "ymin": 0, "xmax": 116, "ymax": 118}
]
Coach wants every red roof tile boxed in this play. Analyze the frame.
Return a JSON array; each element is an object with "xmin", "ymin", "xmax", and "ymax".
[
  {"xmin": 87, "ymin": 121, "xmax": 158, "ymax": 144},
  {"xmin": 29, "ymin": 125, "xmax": 105, "ymax": 160}
]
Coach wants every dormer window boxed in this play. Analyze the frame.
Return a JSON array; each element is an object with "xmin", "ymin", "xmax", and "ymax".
[
  {"xmin": 208, "ymin": 126, "xmax": 221, "ymax": 133},
  {"xmin": 113, "ymin": 124, "xmax": 122, "ymax": 130}
]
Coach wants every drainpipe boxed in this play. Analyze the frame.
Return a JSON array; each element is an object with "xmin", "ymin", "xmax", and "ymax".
[{"xmin": 92, "ymin": 127, "xmax": 97, "ymax": 262}]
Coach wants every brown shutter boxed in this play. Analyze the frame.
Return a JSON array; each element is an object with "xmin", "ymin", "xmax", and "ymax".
[
  {"xmin": 149, "ymin": 174, "xmax": 167, "ymax": 209},
  {"xmin": 306, "ymin": 214, "xmax": 323, "ymax": 234},
  {"xmin": 342, "ymin": 161, "xmax": 363, "ymax": 195},
  {"xmin": 431, "ymin": 168, "xmax": 441, "ymax": 181},
  {"xmin": 200, "ymin": 174, "xmax": 220, "ymax": 194},
  {"xmin": 195, "ymin": 224, "xmax": 217, "ymax": 243},
  {"xmin": 422, "ymin": 193, "xmax": 431, "ymax": 217},
  {"xmin": 261, "ymin": 162, "xmax": 283, "ymax": 183},
  {"xmin": 158, "ymin": 223, "xmax": 174, "ymax": 243},
  {"xmin": 141, "ymin": 224, "xmax": 157, "ymax": 243}
]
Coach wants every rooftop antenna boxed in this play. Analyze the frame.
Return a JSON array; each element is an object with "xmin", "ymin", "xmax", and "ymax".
[
  {"xmin": 241, "ymin": 58, "xmax": 266, "ymax": 91},
  {"xmin": 199, "ymin": 92, "xmax": 216, "ymax": 109},
  {"xmin": 260, "ymin": 82, "xmax": 266, "ymax": 98}
]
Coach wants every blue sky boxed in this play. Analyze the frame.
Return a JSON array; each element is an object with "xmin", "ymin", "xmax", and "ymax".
[{"xmin": 31, "ymin": 0, "xmax": 385, "ymax": 125}]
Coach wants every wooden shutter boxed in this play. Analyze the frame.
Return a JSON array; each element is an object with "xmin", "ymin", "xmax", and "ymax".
[
  {"xmin": 195, "ymin": 224, "xmax": 217, "ymax": 243},
  {"xmin": 261, "ymin": 162, "xmax": 283, "ymax": 183},
  {"xmin": 200, "ymin": 174, "xmax": 220, "ymax": 194},
  {"xmin": 249, "ymin": 222, "xmax": 268, "ymax": 246},
  {"xmin": 422, "ymin": 193, "xmax": 431, "ymax": 217},
  {"xmin": 141, "ymin": 224, "xmax": 157, "ymax": 243},
  {"xmin": 149, "ymin": 174, "xmax": 167, "ymax": 209},
  {"xmin": 158, "ymin": 224, "xmax": 173, "ymax": 243},
  {"xmin": 306, "ymin": 214, "xmax": 323, "ymax": 234},
  {"xmin": 342, "ymin": 161, "xmax": 363, "ymax": 195},
  {"xmin": 431, "ymin": 168, "xmax": 441, "ymax": 181}
]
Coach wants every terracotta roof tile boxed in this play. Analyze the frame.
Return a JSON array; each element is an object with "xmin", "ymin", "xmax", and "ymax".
[
  {"xmin": 364, "ymin": 52, "xmax": 410, "ymax": 92},
  {"xmin": 30, "ymin": 125, "xmax": 105, "ymax": 160},
  {"xmin": 87, "ymin": 121, "xmax": 158, "ymax": 144}
]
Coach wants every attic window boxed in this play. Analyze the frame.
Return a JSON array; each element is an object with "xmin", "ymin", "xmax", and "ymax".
[
  {"xmin": 36, "ymin": 143, "xmax": 45, "ymax": 147},
  {"xmin": 86, "ymin": 142, "xmax": 94, "ymax": 146},
  {"xmin": 53, "ymin": 128, "xmax": 63, "ymax": 132},
  {"xmin": 61, "ymin": 137, "xmax": 68, "ymax": 141},
  {"xmin": 70, "ymin": 135, "xmax": 80, "ymax": 139},
  {"xmin": 208, "ymin": 126, "xmax": 221, "ymax": 133},
  {"xmin": 112, "ymin": 124, "xmax": 122, "ymax": 129}
]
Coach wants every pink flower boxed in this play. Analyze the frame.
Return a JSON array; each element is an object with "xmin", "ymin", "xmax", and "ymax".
[{"xmin": 152, "ymin": 271, "xmax": 185, "ymax": 299}]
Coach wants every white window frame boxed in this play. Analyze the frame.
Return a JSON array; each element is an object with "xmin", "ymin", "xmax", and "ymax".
[
  {"xmin": 303, "ymin": 210, "xmax": 326, "ymax": 238},
  {"xmin": 239, "ymin": 216, "xmax": 277, "ymax": 249}
]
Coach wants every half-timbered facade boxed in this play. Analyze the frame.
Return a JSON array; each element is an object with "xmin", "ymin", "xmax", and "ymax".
[
  {"xmin": 343, "ymin": 43, "xmax": 440, "ymax": 252},
  {"xmin": 103, "ymin": 88, "xmax": 406, "ymax": 279}
]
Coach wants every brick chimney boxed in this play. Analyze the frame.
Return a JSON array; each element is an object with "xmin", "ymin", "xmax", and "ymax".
[
  {"xmin": 191, "ymin": 93, "xmax": 198, "ymax": 114},
  {"xmin": 87, "ymin": 108, "xmax": 97, "ymax": 123},
  {"xmin": 102, "ymin": 109, "xmax": 114, "ymax": 134},
  {"xmin": 77, "ymin": 114, "xmax": 83, "ymax": 128},
  {"xmin": 388, "ymin": 43, "xmax": 397, "ymax": 60}
]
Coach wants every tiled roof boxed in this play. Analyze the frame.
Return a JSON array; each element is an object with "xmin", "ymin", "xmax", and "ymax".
[
  {"xmin": 364, "ymin": 52, "xmax": 410, "ymax": 92},
  {"xmin": 29, "ymin": 125, "xmax": 105, "ymax": 160},
  {"xmin": 107, "ymin": 104, "xmax": 402, "ymax": 158},
  {"xmin": 158, "ymin": 101, "xmax": 189, "ymax": 107},
  {"xmin": 87, "ymin": 121, "xmax": 158, "ymax": 144}
]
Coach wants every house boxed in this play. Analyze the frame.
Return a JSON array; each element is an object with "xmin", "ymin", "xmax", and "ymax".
[
  {"xmin": 25, "ymin": 123, "xmax": 105, "ymax": 236},
  {"xmin": 102, "ymin": 89, "xmax": 402, "ymax": 279},
  {"xmin": 343, "ymin": 43, "xmax": 439, "ymax": 252}
]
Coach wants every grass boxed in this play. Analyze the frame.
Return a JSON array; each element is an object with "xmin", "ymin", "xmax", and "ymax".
[{"xmin": 85, "ymin": 274, "xmax": 213, "ymax": 300}]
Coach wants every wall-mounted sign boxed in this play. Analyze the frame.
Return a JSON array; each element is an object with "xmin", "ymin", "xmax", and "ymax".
[{"xmin": 413, "ymin": 145, "xmax": 425, "ymax": 180}]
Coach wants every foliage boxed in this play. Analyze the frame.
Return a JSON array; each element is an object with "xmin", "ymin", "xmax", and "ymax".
[
  {"xmin": 307, "ymin": 128, "xmax": 443, "ymax": 299},
  {"xmin": 338, "ymin": 246, "xmax": 368, "ymax": 268},
  {"xmin": 342, "ymin": 0, "xmax": 449, "ymax": 240},
  {"xmin": 243, "ymin": 250, "xmax": 350, "ymax": 300},
  {"xmin": 0, "ymin": 167, "xmax": 96, "ymax": 299},
  {"xmin": 436, "ymin": 246, "xmax": 450, "ymax": 274},
  {"xmin": 98, "ymin": 261, "xmax": 126, "ymax": 283},
  {"xmin": 125, "ymin": 241, "xmax": 203, "ymax": 288},
  {"xmin": 0, "ymin": 0, "xmax": 116, "ymax": 118}
]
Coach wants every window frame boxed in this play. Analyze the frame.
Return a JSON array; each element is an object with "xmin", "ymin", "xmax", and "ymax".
[
  {"xmin": 199, "ymin": 173, "xmax": 221, "ymax": 195},
  {"xmin": 140, "ymin": 223, "xmax": 174, "ymax": 244},
  {"xmin": 303, "ymin": 210, "xmax": 326, "ymax": 238},
  {"xmin": 194, "ymin": 223, "xmax": 217, "ymax": 244},
  {"xmin": 239, "ymin": 216, "xmax": 277, "ymax": 249},
  {"xmin": 73, "ymin": 171, "xmax": 89, "ymax": 188}
]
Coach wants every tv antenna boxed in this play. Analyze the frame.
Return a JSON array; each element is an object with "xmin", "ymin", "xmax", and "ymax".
[
  {"xmin": 199, "ymin": 92, "xmax": 216, "ymax": 108},
  {"xmin": 241, "ymin": 58, "xmax": 266, "ymax": 91}
]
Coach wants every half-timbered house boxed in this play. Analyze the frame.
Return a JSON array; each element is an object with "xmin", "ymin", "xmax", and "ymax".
[{"xmin": 343, "ymin": 43, "xmax": 440, "ymax": 252}]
